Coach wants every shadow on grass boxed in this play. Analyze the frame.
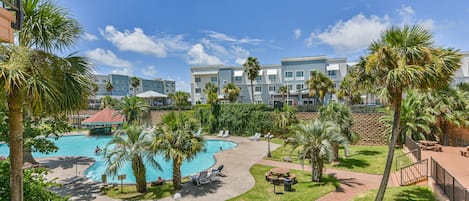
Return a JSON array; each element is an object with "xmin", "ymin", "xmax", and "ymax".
[
  {"xmin": 347, "ymin": 150, "xmax": 381, "ymax": 157},
  {"xmin": 334, "ymin": 158, "xmax": 370, "ymax": 169},
  {"xmin": 298, "ymin": 174, "xmax": 340, "ymax": 189},
  {"xmin": 395, "ymin": 187, "xmax": 436, "ymax": 201}
]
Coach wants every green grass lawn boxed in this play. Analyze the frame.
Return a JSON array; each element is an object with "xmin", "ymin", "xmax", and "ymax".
[
  {"xmin": 352, "ymin": 186, "xmax": 436, "ymax": 201},
  {"xmin": 228, "ymin": 164, "xmax": 339, "ymax": 201},
  {"xmin": 102, "ymin": 178, "xmax": 191, "ymax": 200},
  {"xmin": 268, "ymin": 138, "xmax": 409, "ymax": 174}
]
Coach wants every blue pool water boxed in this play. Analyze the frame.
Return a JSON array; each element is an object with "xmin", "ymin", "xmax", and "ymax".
[{"xmin": 0, "ymin": 135, "xmax": 237, "ymax": 184}]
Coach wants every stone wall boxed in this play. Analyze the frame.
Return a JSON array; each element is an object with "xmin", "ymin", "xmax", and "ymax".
[
  {"xmin": 296, "ymin": 112, "xmax": 388, "ymax": 145},
  {"xmin": 77, "ymin": 110, "xmax": 171, "ymax": 125}
]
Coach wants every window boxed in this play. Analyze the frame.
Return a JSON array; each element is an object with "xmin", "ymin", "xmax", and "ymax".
[
  {"xmin": 255, "ymin": 100, "xmax": 263, "ymax": 104},
  {"xmin": 333, "ymin": 83, "xmax": 337, "ymax": 88},
  {"xmin": 211, "ymin": 77, "xmax": 217, "ymax": 82},
  {"xmin": 255, "ymin": 75, "xmax": 262, "ymax": 81},
  {"xmin": 195, "ymin": 77, "xmax": 201, "ymax": 82},
  {"xmin": 195, "ymin": 88, "xmax": 201, "ymax": 94},
  {"xmin": 268, "ymin": 75, "xmax": 276, "ymax": 81},
  {"xmin": 285, "ymin": 72, "xmax": 293, "ymax": 78},
  {"xmin": 235, "ymin": 76, "xmax": 242, "ymax": 81},
  {"xmin": 102, "ymin": 80, "xmax": 106, "ymax": 83},
  {"xmin": 255, "ymin": 86, "xmax": 262, "ymax": 92},
  {"xmin": 296, "ymin": 71, "xmax": 304, "ymax": 77},
  {"xmin": 328, "ymin": 70, "xmax": 337, "ymax": 77},
  {"xmin": 268, "ymin": 85, "xmax": 276, "ymax": 92},
  {"xmin": 287, "ymin": 85, "xmax": 292, "ymax": 90},
  {"xmin": 296, "ymin": 84, "xmax": 304, "ymax": 90}
]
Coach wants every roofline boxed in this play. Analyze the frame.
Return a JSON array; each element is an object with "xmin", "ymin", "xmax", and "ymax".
[{"xmin": 280, "ymin": 56, "xmax": 327, "ymax": 62}]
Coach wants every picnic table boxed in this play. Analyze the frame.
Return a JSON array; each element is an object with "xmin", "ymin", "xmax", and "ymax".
[
  {"xmin": 265, "ymin": 168, "xmax": 297, "ymax": 193},
  {"xmin": 418, "ymin": 140, "xmax": 442, "ymax": 152},
  {"xmin": 460, "ymin": 146, "xmax": 469, "ymax": 157}
]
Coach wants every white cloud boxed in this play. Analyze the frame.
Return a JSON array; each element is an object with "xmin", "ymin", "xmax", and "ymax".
[
  {"xmin": 231, "ymin": 46, "xmax": 250, "ymax": 65},
  {"xmin": 306, "ymin": 33, "xmax": 315, "ymax": 47},
  {"xmin": 186, "ymin": 44, "xmax": 223, "ymax": 65},
  {"xmin": 111, "ymin": 68, "xmax": 133, "ymax": 76},
  {"xmin": 418, "ymin": 19, "xmax": 434, "ymax": 30},
  {"xmin": 308, "ymin": 14, "xmax": 391, "ymax": 53},
  {"xmin": 293, "ymin": 29, "xmax": 302, "ymax": 40},
  {"xmin": 101, "ymin": 25, "xmax": 167, "ymax": 57},
  {"xmin": 205, "ymin": 30, "xmax": 263, "ymax": 44},
  {"xmin": 82, "ymin": 32, "xmax": 98, "ymax": 41},
  {"xmin": 85, "ymin": 48, "xmax": 132, "ymax": 68},
  {"xmin": 397, "ymin": 5, "xmax": 415, "ymax": 25},
  {"xmin": 157, "ymin": 34, "xmax": 190, "ymax": 52},
  {"xmin": 141, "ymin": 65, "xmax": 158, "ymax": 78},
  {"xmin": 201, "ymin": 38, "xmax": 228, "ymax": 55},
  {"xmin": 175, "ymin": 79, "xmax": 190, "ymax": 92}
]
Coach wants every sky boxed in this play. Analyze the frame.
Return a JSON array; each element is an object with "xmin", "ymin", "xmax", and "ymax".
[{"xmin": 56, "ymin": 0, "xmax": 469, "ymax": 92}]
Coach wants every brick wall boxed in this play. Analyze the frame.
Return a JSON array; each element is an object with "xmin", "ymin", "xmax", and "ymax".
[{"xmin": 77, "ymin": 110, "xmax": 170, "ymax": 125}]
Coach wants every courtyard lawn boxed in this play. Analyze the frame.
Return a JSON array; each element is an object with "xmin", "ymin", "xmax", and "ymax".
[
  {"xmin": 228, "ymin": 164, "xmax": 339, "ymax": 201},
  {"xmin": 352, "ymin": 185, "xmax": 436, "ymax": 201},
  {"xmin": 268, "ymin": 138, "xmax": 407, "ymax": 175},
  {"xmin": 103, "ymin": 179, "xmax": 187, "ymax": 200}
]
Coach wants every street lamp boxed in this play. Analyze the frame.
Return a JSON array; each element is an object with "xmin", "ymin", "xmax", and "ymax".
[{"xmin": 266, "ymin": 132, "xmax": 273, "ymax": 158}]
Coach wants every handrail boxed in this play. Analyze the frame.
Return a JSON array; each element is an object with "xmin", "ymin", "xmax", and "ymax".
[
  {"xmin": 400, "ymin": 158, "xmax": 428, "ymax": 186},
  {"xmin": 395, "ymin": 148, "xmax": 419, "ymax": 171}
]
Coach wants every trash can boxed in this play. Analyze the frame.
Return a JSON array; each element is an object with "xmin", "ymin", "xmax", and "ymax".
[{"xmin": 284, "ymin": 178, "xmax": 293, "ymax": 192}]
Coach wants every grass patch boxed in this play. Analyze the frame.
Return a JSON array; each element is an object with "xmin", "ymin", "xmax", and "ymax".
[
  {"xmin": 103, "ymin": 178, "xmax": 190, "ymax": 200},
  {"xmin": 269, "ymin": 139, "xmax": 408, "ymax": 174},
  {"xmin": 228, "ymin": 164, "xmax": 339, "ymax": 201},
  {"xmin": 352, "ymin": 185, "xmax": 436, "ymax": 201}
]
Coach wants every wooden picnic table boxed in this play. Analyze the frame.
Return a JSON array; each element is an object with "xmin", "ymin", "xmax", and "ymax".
[
  {"xmin": 418, "ymin": 140, "xmax": 438, "ymax": 146},
  {"xmin": 271, "ymin": 167, "xmax": 289, "ymax": 176}
]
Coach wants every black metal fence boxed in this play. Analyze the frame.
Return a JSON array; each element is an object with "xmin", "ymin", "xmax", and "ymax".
[
  {"xmin": 404, "ymin": 134, "xmax": 421, "ymax": 161},
  {"xmin": 400, "ymin": 158, "xmax": 428, "ymax": 186},
  {"xmin": 431, "ymin": 158, "xmax": 469, "ymax": 201}
]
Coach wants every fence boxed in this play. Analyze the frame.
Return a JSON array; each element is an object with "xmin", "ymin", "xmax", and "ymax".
[
  {"xmin": 400, "ymin": 159, "xmax": 428, "ymax": 186},
  {"xmin": 431, "ymin": 158, "xmax": 469, "ymax": 201},
  {"xmin": 404, "ymin": 135, "xmax": 421, "ymax": 161}
]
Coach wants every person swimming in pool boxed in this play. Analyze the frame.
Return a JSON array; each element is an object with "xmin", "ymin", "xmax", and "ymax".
[{"xmin": 95, "ymin": 146, "xmax": 102, "ymax": 154}]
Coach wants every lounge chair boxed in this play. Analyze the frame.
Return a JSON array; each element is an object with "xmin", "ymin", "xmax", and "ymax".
[
  {"xmin": 248, "ymin": 133, "xmax": 262, "ymax": 141},
  {"xmin": 212, "ymin": 164, "xmax": 225, "ymax": 177},
  {"xmin": 221, "ymin": 130, "xmax": 230, "ymax": 138},
  {"xmin": 194, "ymin": 171, "xmax": 214, "ymax": 186},
  {"xmin": 217, "ymin": 130, "xmax": 224, "ymax": 137},
  {"xmin": 194, "ymin": 128, "xmax": 202, "ymax": 137}
]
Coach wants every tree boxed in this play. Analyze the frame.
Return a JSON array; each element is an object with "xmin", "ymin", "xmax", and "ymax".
[
  {"xmin": 0, "ymin": 1, "xmax": 93, "ymax": 200},
  {"xmin": 92, "ymin": 82, "xmax": 99, "ymax": 108},
  {"xmin": 169, "ymin": 91, "xmax": 190, "ymax": 110},
  {"xmin": 278, "ymin": 86, "xmax": 288, "ymax": 104},
  {"xmin": 153, "ymin": 112, "xmax": 205, "ymax": 190},
  {"xmin": 204, "ymin": 82, "xmax": 219, "ymax": 105},
  {"xmin": 130, "ymin": 77, "xmax": 140, "ymax": 96},
  {"xmin": 106, "ymin": 81, "xmax": 114, "ymax": 95},
  {"xmin": 337, "ymin": 71, "xmax": 362, "ymax": 105},
  {"xmin": 222, "ymin": 83, "xmax": 240, "ymax": 103},
  {"xmin": 319, "ymin": 102, "xmax": 355, "ymax": 161},
  {"xmin": 306, "ymin": 71, "xmax": 335, "ymax": 105},
  {"xmin": 100, "ymin": 96, "xmax": 118, "ymax": 110},
  {"xmin": 357, "ymin": 25, "xmax": 461, "ymax": 201},
  {"xmin": 273, "ymin": 105, "xmax": 297, "ymax": 136},
  {"xmin": 113, "ymin": 96, "xmax": 150, "ymax": 124},
  {"xmin": 104, "ymin": 125, "xmax": 161, "ymax": 193},
  {"xmin": 243, "ymin": 57, "xmax": 261, "ymax": 104},
  {"xmin": 289, "ymin": 120, "xmax": 345, "ymax": 182}
]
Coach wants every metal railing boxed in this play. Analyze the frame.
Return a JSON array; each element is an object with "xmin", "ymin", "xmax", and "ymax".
[
  {"xmin": 404, "ymin": 135, "xmax": 421, "ymax": 161},
  {"xmin": 400, "ymin": 158, "xmax": 428, "ymax": 186},
  {"xmin": 395, "ymin": 149, "xmax": 419, "ymax": 171},
  {"xmin": 431, "ymin": 157, "xmax": 469, "ymax": 201}
]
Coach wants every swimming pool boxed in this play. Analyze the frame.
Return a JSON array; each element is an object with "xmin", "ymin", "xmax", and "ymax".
[{"xmin": 0, "ymin": 135, "xmax": 237, "ymax": 184}]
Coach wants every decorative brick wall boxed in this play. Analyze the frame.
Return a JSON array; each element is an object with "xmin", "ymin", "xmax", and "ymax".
[
  {"xmin": 77, "ymin": 110, "xmax": 170, "ymax": 125},
  {"xmin": 296, "ymin": 112, "xmax": 388, "ymax": 145}
]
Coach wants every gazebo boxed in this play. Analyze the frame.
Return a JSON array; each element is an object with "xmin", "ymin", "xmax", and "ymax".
[
  {"xmin": 82, "ymin": 108, "xmax": 124, "ymax": 135},
  {"xmin": 136, "ymin": 90, "xmax": 168, "ymax": 106}
]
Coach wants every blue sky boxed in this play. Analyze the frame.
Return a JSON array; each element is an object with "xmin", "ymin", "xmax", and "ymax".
[{"xmin": 56, "ymin": 0, "xmax": 469, "ymax": 92}]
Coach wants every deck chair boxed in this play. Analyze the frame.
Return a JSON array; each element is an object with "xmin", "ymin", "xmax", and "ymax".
[
  {"xmin": 217, "ymin": 130, "xmax": 224, "ymax": 137},
  {"xmin": 194, "ymin": 128, "xmax": 202, "ymax": 137},
  {"xmin": 196, "ymin": 171, "xmax": 213, "ymax": 186},
  {"xmin": 221, "ymin": 130, "xmax": 230, "ymax": 138},
  {"xmin": 212, "ymin": 164, "xmax": 225, "ymax": 177},
  {"xmin": 248, "ymin": 133, "xmax": 261, "ymax": 141}
]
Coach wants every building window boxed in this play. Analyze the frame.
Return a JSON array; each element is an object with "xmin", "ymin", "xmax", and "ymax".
[
  {"xmin": 285, "ymin": 71, "xmax": 293, "ymax": 78},
  {"xmin": 333, "ymin": 83, "xmax": 337, "ymax": 88},
  {"xmin": 268, "ymin": 75, "xmax": 276, "ymax": 81},
  {"xmin": 195, "ymin": 77, "xmax": 201, "ymax": 82},
  {"xmin": 287, "ymin": 85, "xmax": 292, "ymax": 90},
  {"xmin": 255, "ymin": 100, "xmax": 263, "ymax": 104},
  {"xmin": 235, "ymin": 76, "xmax": 242, "ymax": 81},
  {"xmin": 256, "ymin": 75, "xmax": 262, "ymax": 81},
  {"xmin": 211, "ymin": 77, "xmax": 217, "ymax": 82},
  {"xmin": 195, "ymin": 88, "xmax": 201, "ymax": 94},
  {"xmin": 296, "ymin": 84, "xmax": 304, "ymax": 90},
  {"xmin": 296, "ymin": 71, "xmax": 304, "ymax": 78},
  {"xmin": 328, "ymin": 70, "xmax": 337, "ymax": 77},
  {"xmin": 102, "ymin": 80, "xmax": 106, "ymax": 83},
  {"xmin": 268, "ymin": 85, "xmax": 276, "ymax": 92},
  {"xmin": 255, "ymin": 86, "xmax": 262, "ymax": 92}
]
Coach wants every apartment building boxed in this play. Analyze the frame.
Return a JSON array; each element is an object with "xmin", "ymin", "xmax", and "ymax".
[
  {"xmin": 190, "ymin": 56, "xmax": 348, "ymax": 105},
  {"xmin": 92, "ymin": 74, "xmax": 176, "ymax": 98},
  {"xmin": 453, "ymin": 51, "xmax": 469, "ymax": 86}
]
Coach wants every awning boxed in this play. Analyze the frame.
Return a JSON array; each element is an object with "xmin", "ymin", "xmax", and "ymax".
[
  {"xmin": 82, "ymin": 108, "xmax": 124, "ymax": 126},
  {"xmin": 234, "ymin": 70, "xmax": 243, "ymax": 76},
  {"xmin": 326, "ymin": 64, "xmax": 339, "ymax": 71},
  {"xmin": 266, "ymin": 69, "xmax": 277, "ymax": 75},
  {"xmin": 258, "ymin": 70, "xmax": 264, "ymax": 75},
  {"xmin": 192, "ymin": 71, "xmax": 218, "ymax": 75},
  {"xmin": 136, "ymin": 90, "xmax": 168, "ymax": 98}
]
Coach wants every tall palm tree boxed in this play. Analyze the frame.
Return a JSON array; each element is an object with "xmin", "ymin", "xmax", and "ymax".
[
  {"xmin": 204, "ymin": 82, "xmax": 218, "ymax": 105},
  {"xmin": 243, "ymin": 57, "xmax": 261, "ymax": 103},
  {"xmin": 306, "ymin": 71, "xmax": 335, "ymax": 105},
  {"xmin": 130, "ymin": 76, "xmax": 140, "ymax": 96},
  {"xmin": 222, "ymin": 83, "xmax": 240, "ymax": 103},
  {"xmin": 357, "ymin": 25, "xmax": 461, "ymax": 200},
  {"xmin": 0, "ymin": 1, "xmax": 93, "ymax": 200},
  {"xmin": 278, "ymin": 85, "xmax": 288, "ymax": 104},
  {"xmin": 337, "ymin": 71, "xmax": 361, "ymax": 105},
  {"xmin": 113, "ymin": 96, "xmax": 149, "ymax": 124},
  {"xmin": 106, "ymin": 81, "xmax": 114, "ymax": 95},
  {"xmin": 92, "ymin": 82, "xmax": 99, "ymax": 108},
  {"xmin": 153, "ymin": 112, "xmax": 205, "ymax": 190},
  {"xmin": 289, "ymin": 120, "xmax": 345, "ymax": 182},
  {"xmin": 100, "ymin": 95, "xmax": 117, "ymax": 110},
  {"xmin": 104, "ymin": 125, "xmax": 161, "ymax": 193},
  {"xmin": 319, "ymin": 102, "xmax": 354, "ymax": 161},
  {"xmin": 169, "ymin": 91, "xmax": 190, "ymax": 110}
]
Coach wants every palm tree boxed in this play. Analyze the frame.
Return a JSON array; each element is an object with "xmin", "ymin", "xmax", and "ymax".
[
  {"xmin": 106, "ymin": 81, "xmax": 114, "ymax": 95},
  {"xmin": 113, "ymin": 96, "xmax": 149, "ymax": 124},
  {"xmin": 278, "ymin": 86, "xmax": 288, "ymax": 104},
  {"xmin": 100, "ymin": 95, "xmax": 117, "ymax": 109},
  {"xmin": 306, "ymin": 71, "xmax": 335, "ymax": 105},
  {"xmin": 169, "ymin": 91, "xmax": 190, "ymax": 110},
  {"xmin": 104, "ymin": 125, "xmax": 160, "ymax": 193},
  {"xmin": 92, "ymin": 82, "xmax": 99, "ymax": 108},
  {"xmin": 243, "ymin": 57, "xmax": 261, "ymax": 103},
  {"xmin": 357, "ymin": 25, "xmax": 462, "ymax": 200},
  {"xmin": 222, "ymin": 83, "xmax": 240, "ymax": 103},
  {"xmin": 204, "ymin": 82, "xmax": 218, "ymax": 105},
  {"xmin": 130, "ymin": 76, "xmax": 140, "ymax": 96},
  {"xmin": 0, "ymin": 1, "xmax": 93, "ymax": 200},
  {"xmin": 319, "ymin": 102, "xmax": 354, "ymax": 161},
  {"xmin": 153, "ymin": 112, "xmax": 205, "ymax": 190},
  {"xmin": 289, "ymin": 120, "xmax": 345, "ymax": 182},
  {"xmin": 337, "ymin": 71, "xmax": 361, "ymax": 105}
]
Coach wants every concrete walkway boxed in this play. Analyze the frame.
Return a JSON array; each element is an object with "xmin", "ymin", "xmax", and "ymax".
[
  {"xmin": 257, "ymin": 159, "xmax": 389, "ymax": 201},
  {"xmin": 159, "ymin": 136, "xmax": 279, "ymax": 201}
]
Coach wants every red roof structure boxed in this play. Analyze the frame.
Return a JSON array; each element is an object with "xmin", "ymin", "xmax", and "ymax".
[{"xmin": 82, "ymin": 108, "xmax": 124, "ymax": 126}]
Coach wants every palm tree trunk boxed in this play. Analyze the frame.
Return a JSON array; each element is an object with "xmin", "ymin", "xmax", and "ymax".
[
  {"xmin": 132, "ymin": 156, "xmax": 147, "ymax": 193},
  {"xmin": 23, "ymin": 148, "xmax": 38, "ymax": 164},
  {"xmin": 311, "ymin": 153, "xmax": 323, "ymax": 182},
  {"xmin": 332, "ymin": 143, "xmax": 339, "ymax": 162},
  {"xmin": 172, "ymin": 160, "xmax": 182, "ymax": 190},
  {"xmin": 8, "ymin": 92, "xmax": 24, "ymax": 201},
  {"xmin": 375, "ymin": 95, "xmax": 402, "ymax": 201},
  {"xmin": 250, "ymin": 80, "xmax": 254, "ymax": 104}
]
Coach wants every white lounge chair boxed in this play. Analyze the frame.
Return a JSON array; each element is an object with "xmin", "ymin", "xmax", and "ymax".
[
  {"xmin": 221, "ymin": 130, "xmax": 230, "ymax": 138},
  {"xmin": 248, "ymin": 133, "xmax": 262, "ymax": 141},
  {"xmin": 194, "ymin": 128, "xmax": 202, "ymax": 137},
  {"xmin": 195, "ymin": 171, "xmax": 214, "ymax": 186},
  {"xmin": 217, "ymin": 130, "xmax": 224, "ymax": 137}
]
